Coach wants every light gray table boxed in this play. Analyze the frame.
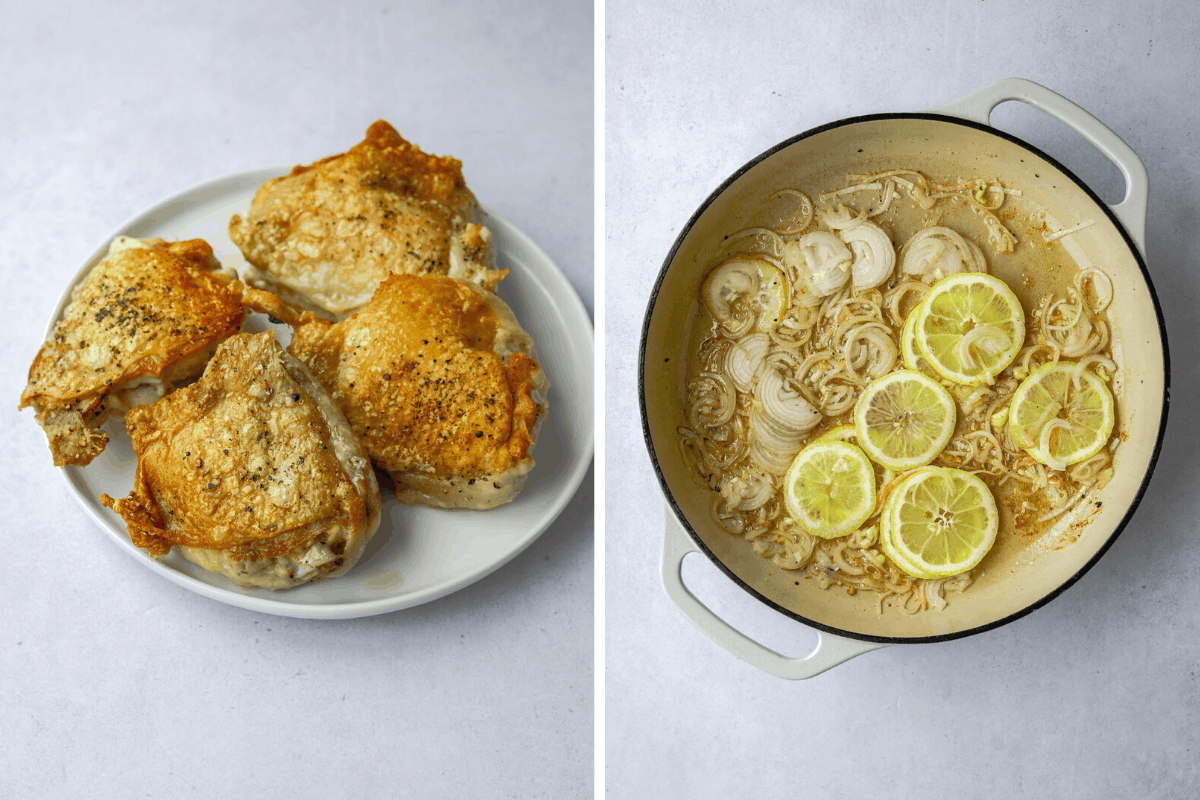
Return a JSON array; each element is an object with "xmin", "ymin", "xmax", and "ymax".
[
  {"xmin": 0, "ymin": 2, "xmax": 593, "ymax": 798},
  {"xmin": 606, "ymin": 1, "xmax": 1198, "ymax": 797}
]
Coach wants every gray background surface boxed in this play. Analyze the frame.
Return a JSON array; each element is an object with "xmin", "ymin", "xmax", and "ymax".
[
  {"xmin": 606, "ymin": 1, "xmax": 1197, "ymax": 797},
  {"xmin": 1, "ymin": 1, "xmax": 593, "ymax": 798}
]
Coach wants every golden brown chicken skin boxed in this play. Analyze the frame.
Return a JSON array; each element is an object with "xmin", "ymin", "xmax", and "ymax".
[
  {"xmin": 273, "ymin": 273, "xmax": 549, "ymax": 509},
  {"xmin": 100, "ymin": 332, "xmax": 382, "ymax": 590},
  {"xmin": 229, "ymin": 120, "xmax": 505, "ymax": 319},
  {"xmin": 20, "ymin": 237, "xmax": 246, "ymax": 467}
]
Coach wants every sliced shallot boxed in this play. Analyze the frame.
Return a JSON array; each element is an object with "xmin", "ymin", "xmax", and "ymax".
[
  {"xmin": 899, "ymin": 226, "xmax": 987, "ymax": 283},
  {"xmin": 840, "ymin": 219, "xmax": 896, "ymax": 290}
]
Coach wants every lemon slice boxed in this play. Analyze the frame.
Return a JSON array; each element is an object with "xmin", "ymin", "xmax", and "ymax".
[
  {"xmin": 914, "ymin": 273, "xmax": 1025, "ymax": 385},
  {"xmin": 1008, "ymin": 361, "xmax": 1115, "ymax": 469},
  {"xmin": 900, "ymin": 302, "xmax": 936, "ymax": 376},
  {"xmin": 882, "ymin": 467, "xmax": 999, "ymax": 579},
  {"xmin": 853, "ymin": 370, "xmax": 956, "ymax": 471},
  {"xmin": 783, "ymin": 441, "xmax": 876, "ymax": 539},
  {"xmin": 702, "ymin": 258, "xmax": 789, "ymax": 332}
]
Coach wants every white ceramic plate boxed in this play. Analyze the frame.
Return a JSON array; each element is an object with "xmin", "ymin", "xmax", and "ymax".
[{"xmin": 54, "ymin": 168, "xmax": 594, "ymax": 619}]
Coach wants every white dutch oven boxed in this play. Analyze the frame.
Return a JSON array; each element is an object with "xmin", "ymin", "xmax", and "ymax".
[{"xmin": 639, "ymin": 78, "xmax": 1169, "ymax": 678}]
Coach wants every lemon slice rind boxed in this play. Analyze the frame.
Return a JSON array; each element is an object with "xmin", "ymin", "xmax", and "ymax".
[
  {"xmin": 810, "ymin": 424, "xmax": 856, "ymax": 447},
  {"xmin": 900, "ymin": 300, "xmax": 936, "ymax": 376}
]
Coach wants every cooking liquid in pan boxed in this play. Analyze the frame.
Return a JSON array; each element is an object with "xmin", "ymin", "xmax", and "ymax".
[{"xmin": 679, "ymin": 169, "xmax": 1123, "ymax": 615}]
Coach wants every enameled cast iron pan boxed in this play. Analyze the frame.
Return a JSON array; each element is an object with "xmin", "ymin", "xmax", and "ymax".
[{"xmin": 639, "ymin": 78, "xmax": 1169, "ymax": 678}]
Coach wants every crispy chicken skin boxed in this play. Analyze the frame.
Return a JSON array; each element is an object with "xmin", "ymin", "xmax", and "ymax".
[
  {"xmin": 229, "ymin": 120, "xmax": 506, "ymax": 319},
  {"xmin": 20, "ymin": 237, "xmax": 246, "ymax": 467},
  {"xmin": 100, "ymin": 332, "xmax": 382, "ymax": 590},
  {"xmin": 271, "ymin": 274, "xmax": 549, "ymax": 509}
]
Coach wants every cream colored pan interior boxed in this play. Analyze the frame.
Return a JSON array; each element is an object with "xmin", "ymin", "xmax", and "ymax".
[{"xmin": 642, "ymin": 83, "xmax": 1168, "ymax": 654}]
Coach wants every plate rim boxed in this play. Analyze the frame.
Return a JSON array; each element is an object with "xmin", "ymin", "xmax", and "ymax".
[{"xmin": 52, "ymin": 167, "xmax": 594, "ymax": 619}]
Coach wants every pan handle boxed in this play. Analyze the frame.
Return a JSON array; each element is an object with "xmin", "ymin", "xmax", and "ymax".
[
  {"xmin": 932, "ymin": 77, "xmax": 1148, "ymax": 255},
  {"xmin": 661, "ymin": 504, "xmax": 888, "ymax": 679}
]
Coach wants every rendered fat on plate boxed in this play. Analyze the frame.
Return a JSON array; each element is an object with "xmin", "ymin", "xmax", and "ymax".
[
  {"xmin": 280, "ymin": 273, "xmax": 549, "ymax": 509},
  {"xmin": 229, "ymin": 120, "xmax": 505, "ymax": 320},
  {"xmin": 100, "ymin": 331, "xmax": 382, "ymax": 590},
  {"xmin": 20, "ymin": 237, "xmax": 246, "ymax": 467}
]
